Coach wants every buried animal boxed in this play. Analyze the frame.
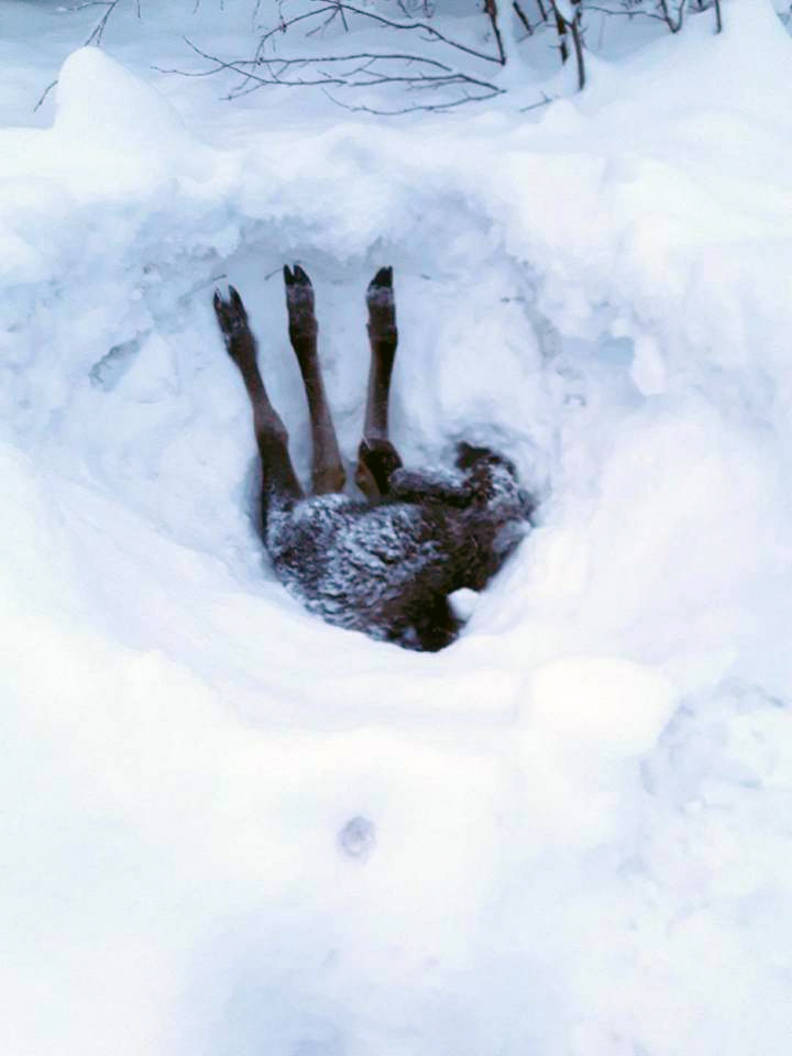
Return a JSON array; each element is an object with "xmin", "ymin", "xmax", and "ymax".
[{"xmin": 213, "ymin": 265, "xmax": 533, "ymax": 651}]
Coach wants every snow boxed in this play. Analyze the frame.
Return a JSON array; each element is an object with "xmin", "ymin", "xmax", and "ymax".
[{"xmin": 2, "ymin": 1, "xmax": 792, "ymax": 1053}]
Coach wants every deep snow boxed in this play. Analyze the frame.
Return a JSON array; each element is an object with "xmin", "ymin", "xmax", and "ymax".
[{"xmin": 2, "ymin": 1, "xmax": 792, "ymax": 1054}]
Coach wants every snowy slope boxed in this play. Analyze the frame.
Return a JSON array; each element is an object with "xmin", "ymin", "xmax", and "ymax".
[{"xmin": 2, "ymin": 1, "xmax": 792, "ymax": 1054}]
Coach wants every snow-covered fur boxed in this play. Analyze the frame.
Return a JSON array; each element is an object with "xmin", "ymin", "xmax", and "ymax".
[{"xmin": 263, "ymin": 445, "xmax": 533, "ymax": 652}]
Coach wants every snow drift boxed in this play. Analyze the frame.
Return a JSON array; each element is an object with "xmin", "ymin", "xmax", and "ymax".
[{"xmin": 2, "ymin": 2, "xmax": 792, "ymax": 1053}]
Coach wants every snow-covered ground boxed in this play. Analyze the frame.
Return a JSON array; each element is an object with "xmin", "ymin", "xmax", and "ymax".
[{"xmin": 2, "ymin": 1, "xmax": 792, "ymax": 1053}]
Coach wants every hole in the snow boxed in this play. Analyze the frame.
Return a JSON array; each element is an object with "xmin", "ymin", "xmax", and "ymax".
[{"xmin": 337, "ymin": 816, "xmax": 376, "ymax": 861}]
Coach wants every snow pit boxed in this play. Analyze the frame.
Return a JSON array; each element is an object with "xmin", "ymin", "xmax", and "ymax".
[{"xmin": 2, "ymin": 4, "xmax": 792, "ymax": 1053}]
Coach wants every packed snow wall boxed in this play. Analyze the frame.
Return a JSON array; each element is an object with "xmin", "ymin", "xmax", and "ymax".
[{"xmin": 3, "ymin": 3, "xmax": 792, "ymax": 1054}]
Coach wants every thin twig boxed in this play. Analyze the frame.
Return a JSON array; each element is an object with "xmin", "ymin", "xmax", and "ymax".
[
  {"xmin": 246, "ymin": 50, "xmax": 460, "ymax": 72},
  {"xmin": 184, "ymin": 38, "xmax": 462, "ymax": 77},
  {"xmin": 32, "ymin": 0, "xmax": 130, "ymax": 111},
  {"xmin": 519, "ymin": 91, "xmax": 554, "ymax": 112},
  {"xmin": 33, "ymin": 80, "xmax": 58, "ymax": 113},
  {"xmin": 306, "ymin": 4, "xmax": 342, "ymax": 37},
  {"xmin": 86, "ymin": 0, "xmax": 123, "ymax": 45},
  {"xmin": 321, "ymin": 84, "xmax": 504, "ymax": 115},
  {"xmin": 585, "ymin": 4, "xmax": 666, "ymax": 22},
  {"xmin": 179, "ymin": 37, "xmax": 504, "ymax": 109},
  {"xmin": 483, "ymin": 0, "xmax": 507, "ymax": 65},
  {"xmin": 513, "ymin": 2, "xmax": 534, "ymax": 37},
  {"xmin": 657, "ymin": 0, "xmax": 685, "ymax": 32},
  {"xmin": 256, "ymin": 2, "xmax": 503, "ymax": 66}
]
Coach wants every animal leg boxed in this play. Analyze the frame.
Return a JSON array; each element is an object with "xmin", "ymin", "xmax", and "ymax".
[
  {"xmin": 283, "ymin": 265, "xmax": 346, "ymax": 495},
  {"xmin": 214, "ymin": 285, "xmax": 303, "ymax": 510},
  {"xmin": 356, "ymin": 266, "xmax": 404, "ymax": 499}
]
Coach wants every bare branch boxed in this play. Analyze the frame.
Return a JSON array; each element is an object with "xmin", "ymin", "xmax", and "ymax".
[
  {"xmin": 33, "ymin": 0, "xmax": 131, "ymax": 111},
  {"xmin": 321, "ymin": 83, "xmax": 504, "ymax": 115},
  {"xmin": 181, "ymin": 40, "xmax": 347, "ymax": 86},
  {"xmin": 177, "ymin": 37, "xmax": 505, "ymax": 112},
  {"xmin": 85, "ymin": 0, "xmax": 123, "ymax": 45},
  {"xmin": 256, "ymin": 2, "xmax": 504, "ymax": 66},
  {"xmin": 549, "ymin": 0, "xmax": 584, "ymax": 89},
  {"xmin": 513, "ymin": 2, "xmax": 535, "ymax": 37},
  {"xmin": 483, "ymin": 0, "xmax": 507, "ymax": 65},
  {"xmin": 657, "ymin": 0, "xmax": 685, "ymax": 33},
  {"xmin": 519, "ymin": 91, "xmax": 554, "ymax": 112},
  {"xmin": 550, "ymin": 1, "xmax": 569, "ymax": 63},
  {"xmin": 585, "ymin": 4, "xmax": 666, "ymax": 23},
  {"xmin": 234, "ymin": 50, "xmax": 460, "ymax": 74},
  {"xmin": 569, "ymin": 0, "xmax": 585, "ymax": 89},
  {"xmin": 33, "ymin": 79, "xmax": 58, "ymax": 113},
  {"xmin": 713, "ymin": 0, "xmax": 722, "ymax": 33}
]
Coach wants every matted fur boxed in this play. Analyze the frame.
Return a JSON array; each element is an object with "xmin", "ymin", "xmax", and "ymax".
[{"xmin": 263, "ymin": 450, "xmax": 532, "ymax": 651}]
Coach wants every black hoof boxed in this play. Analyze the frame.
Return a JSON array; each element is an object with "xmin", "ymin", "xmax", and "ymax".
[
  {"xmin": 284, "ymin": 264, "xmax": 312, "ymax": 287},
  {"xmin": 213, "ymin": 284, "xmax": 250, "ymax": 345},
  {"xmin": 369, "ymin": 266, "xmax": 393, "ymax": 290}
]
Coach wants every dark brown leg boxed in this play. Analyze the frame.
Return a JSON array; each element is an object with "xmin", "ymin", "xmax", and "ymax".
[
  {"xmin": 356, "ymin": 267, "xmax": 403, "ymax": 499},
  {"xmin": 283, "ymin": 265, "xmax": 346, "ymax": 495},
  {"xmin": 214, "ymin": 286, "xmax": 303, "ymax": 511}
]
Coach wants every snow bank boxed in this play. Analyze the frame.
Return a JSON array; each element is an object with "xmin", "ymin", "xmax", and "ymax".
[{"xmin": 3, "ymin": 4, "xmax": 792, "ymax": 1054}]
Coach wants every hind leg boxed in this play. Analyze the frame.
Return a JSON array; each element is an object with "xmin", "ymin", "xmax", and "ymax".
[
  {"xmin": 356, "ymin": 266, "xmax": 404, "ymax": 499},
  {"xmin": 214, "ymin": 285, "xmax": 303, "ymax": 510},
  {"xmin": 283, "ymin": 265, "xmax": 346, "ymax": 495}
]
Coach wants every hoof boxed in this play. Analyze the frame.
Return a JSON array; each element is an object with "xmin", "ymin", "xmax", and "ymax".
[
  {"xmin": 366, "ymin": 266, "xmax": 396, "ymax": 334},
  {"xmin": 213, "ymin": 284, "xmax": 250, "ymax": 346},
  {"xmin": 284, "ymin": 264, "xmax": 316, "ymax": 333},
  {"xmin": 368, "ymin": 265, "xmax": 393, "ymax": 290},
  {"xmin": 284, "ymin": 263, "xmax": 313, "ymax": 287}
]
